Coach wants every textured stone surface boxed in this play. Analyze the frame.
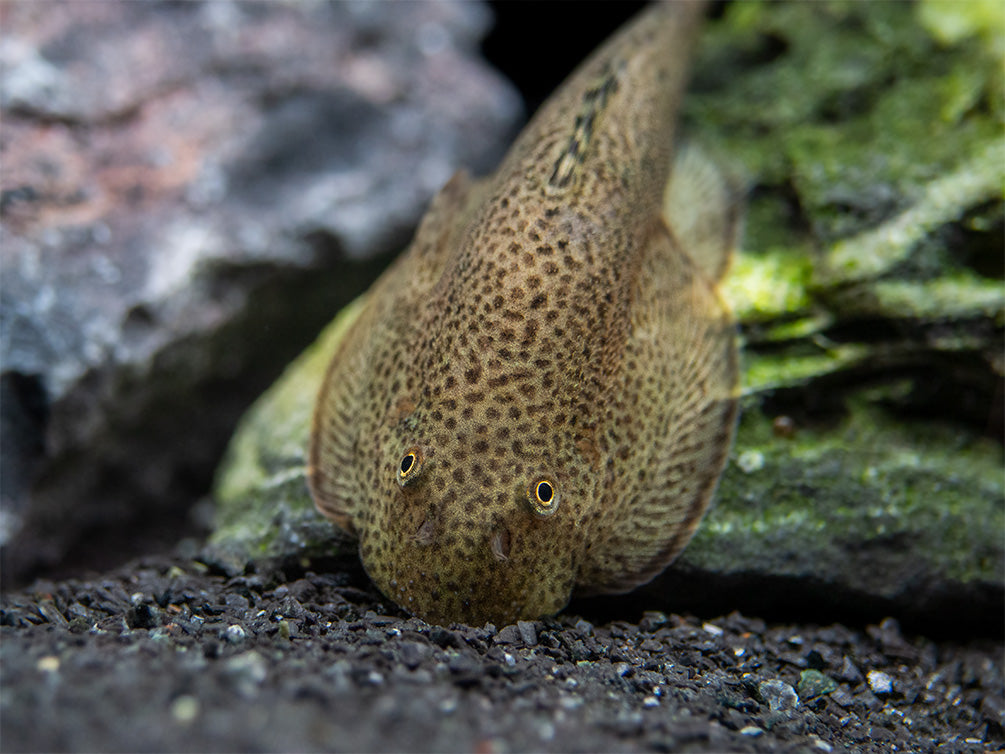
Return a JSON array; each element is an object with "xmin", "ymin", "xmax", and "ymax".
[
  {"xmin": 209, "ymin": 0, "xmax": 1003, "ymax": 633},
  {"xmin": 0, "ymin": 0, "xmax": 521, "ymax": 584}
]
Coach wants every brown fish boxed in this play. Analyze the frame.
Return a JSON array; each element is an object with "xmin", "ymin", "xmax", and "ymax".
[{"xmin": 309, "ymin": 0, "xmax": 740, "ymax": 626}]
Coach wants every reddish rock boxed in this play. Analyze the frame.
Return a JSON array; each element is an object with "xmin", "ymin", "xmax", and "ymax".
[{"xmin": 0, "ymin": 0, "xmax": 520, "ymax": 585}]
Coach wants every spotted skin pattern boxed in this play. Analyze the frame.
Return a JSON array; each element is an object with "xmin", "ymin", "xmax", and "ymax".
[{"xmin": 308, "ymin": 0, "xmax": 739, "ymax": 626}]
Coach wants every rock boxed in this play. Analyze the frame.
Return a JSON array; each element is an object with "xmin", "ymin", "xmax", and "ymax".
[
  {"xmin": 170, "ymin": 695, "xmax": 200, "ymax": 726},
  {"xmin": 397, "ymin": 641, "xmax": 431, "ymax": 670},
  {"xmin": 797, "ymin": 669, "xmax": 838, "ymax": 701},
  {"xmin": 867, "ymin": 670, "xmax": 895, "ymax": 697},
  {"xmin": 493, "ymin": 625, "xmax": 522, "ymax": 646},
  {"xmin": 619, "ymin": 0, "xmax": 1004, "ymax": 633},
  {"xmin": 0, "ymin": 0, "xmax": 521, "ymax": 585},
  {"xmin": 757, "ymin": 679, "xmax": 799, "ymax": 713},
  {"xmin": 516, "ymin": 620, "xmax": 538, "ymax": 646},
  {"xmin": 208, "ymin": 1, "xmax": 1002, "ymax": 633},
  {"xmin": 834, "ymin": 657, "xmax": 865, "ymax": 685},
  {"xmin": 223, "ymin": 624, "xmax": 247, "ymax": 644},
  {"xmin": 638, "ymin": 611, "xmax": 668, "ymax": 633},
  {"xmin": 222, "ymin": 650, "xmax": 268, "ymax": 699}
]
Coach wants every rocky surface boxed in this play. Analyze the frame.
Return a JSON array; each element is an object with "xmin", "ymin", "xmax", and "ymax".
[
  {"xmin": 0, "ymin": 0, "xmax": 521, "ymax": 585},
  {"xmin": 2, "ymin": 556, "xmax": 1001, "ymax": 753},
  {"xmin": 209, "ymin": 0, "xmax": 1004, "ymax": 635}
]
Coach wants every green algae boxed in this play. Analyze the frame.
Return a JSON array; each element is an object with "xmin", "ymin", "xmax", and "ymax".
[
  {"xmin": 687, "ymin": 397, "xmax": 1004, "ymax": 591},
  {"xmin": 210, "ymin": 296, "xmax": 367, "ymax": 565},
  {"xmin": 741, "ymin": 343, "xmax": 868, "ymax": 394},
  {"xmin": 868, "ymin": 273, "xmax": 1005, "ymax": 321},
  {"xmin": 819, "ymin": 140, "xmax": 1004, "ymax": 287},
  {"xmin": 695, "ymin": 0, "xmax": 1004, "ymax": 405},
  {"xmin": 918, "ymin": 0, "xmax": 1005, "ymax": 50},
  {"xmin": 689, "ymin": 0, "xmax": 1003, "ymax": 194},
  {"xmin": 722, "ymin": 248, "xmax": 814, "ymax": 323}
]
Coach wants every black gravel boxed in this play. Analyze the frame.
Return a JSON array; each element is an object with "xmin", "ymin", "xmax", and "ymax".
[{"xmin": 2, "ymin": 556, "xmax": 1001, "ymax": 753}]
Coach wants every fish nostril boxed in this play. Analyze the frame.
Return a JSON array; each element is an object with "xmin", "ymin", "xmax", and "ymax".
[
  {"xmin": 490, "ymin": 528, "xmax": 511, "ymax": 561},
  {"xmin": 413, "ymin": 518, "xmax": 435, "ymax": 546}
]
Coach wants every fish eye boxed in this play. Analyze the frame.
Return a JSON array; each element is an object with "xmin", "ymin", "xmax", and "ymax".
[
  {"xmin": 398, "ymin": 446, "xmax": 424, "ymax": 487},
  {"xmin": 526, "ymin": 477, "xmax": 559, "ymax": 517}
]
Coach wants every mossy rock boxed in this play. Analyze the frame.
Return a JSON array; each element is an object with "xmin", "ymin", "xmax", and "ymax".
[
  {"xmin": 209, "ymin": 299, "xmax": 367, "ymax": 576},
  {"xmin": 209, "ymin": 0, "xmax": 1003, "ymax": 629}
]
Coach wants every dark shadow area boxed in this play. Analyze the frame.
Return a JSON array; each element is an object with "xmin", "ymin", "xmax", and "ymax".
[
  {"xmin": 571, "ymin": 567, "xmax": 1005, "ymax": 641},
  {"xmin": 755, "ymin": 359, "xmax": 1005, "ymax": 444},
  {"xmin": 2, "ymin": 243, "xmax": 398, "ymax": 590},
  {"xmin": 483, "ymin": 2, "xmax": 646, "ymax": 116}
]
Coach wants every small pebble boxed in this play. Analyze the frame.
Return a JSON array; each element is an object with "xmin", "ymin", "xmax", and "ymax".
[
  {"xmin": 170, "ymin": 695, "xmax": 199, "ymax": 725},
  {"xmin": 739, "ymin": 726, "xmax": 763, "ymax": 736},
  {"xmin": 438, "ymin": 696, "xmax": 458, "ymax": 714},
  {"xmin": 429, "ymin": 627, "xmax": 462, "ymax": 649},
  {"xmin": 758, "ymin": 679, "xmax": 800, "ymax": 712},
  {"xmin": 535, "ymin": 720, "xmax": 556, "ymax": 741},
  {"xmin": 642, "ymin": 695, "xmax": 660, "ymax": 708},
  {"xmin": 222, "ymin": 651, "xmax": 267, "ymax": 698},
  {"xmin": 573, "ymin": 618, "xmax": 594, "ymax": 635},
  {"xmin": 737, "ymin": 450, "xmax": 765, "ymax": 473},
  {"xmin": 558, "ymin": 695, "xmax": 583, "ymax": 710},
  {"xmin": 323, "ymin": 660, "xmax": 352, "ymax": 694},
  {"xmin": 639, "ymin": 611, "xmax": 668, "ymax": 632},
  {"xmin": 494, "ymin": 625, "xmax": 521, "ymax": 645},
  {"xmin": 812, "ymin": 737, "xmax": 833, "ymax": 751},
  {"xmin": 798, "ymin": 669, "xmax": 838, "ymax": 700},
  {"xmin": 829, "ymin": 688, "xmax": 856, "ymax": 708},
  {"xmin": 37, "ymin": 602, "xmax": 68, "ymax": 628},
  {"xmin": 867, "ymin": 670, "xmax": 894, "ymax": 696},
  {"xmin": 398, "ymin": 640, "xmax": 430, "ymax": 670},
  {"xmin": 701, "ymin": 622, "xmax": 723, "ymax": 636},
  {"xmin": 36, "ymin": 656, "xmax": 60, "ymax": 673},
  {"xmin": 835, "ymin": 656, "xmax": 864, "ymax": 684},
  {"xmin": 517, "ymin": 620, "xmax": 538, "ymax": 646},
  {"xmin": 772, "ymin": 415, "xmax": 796, "ymax": 437},
  {"xmin": 224, "ymin": 624, "xmax": 246, "ymax": 643}
]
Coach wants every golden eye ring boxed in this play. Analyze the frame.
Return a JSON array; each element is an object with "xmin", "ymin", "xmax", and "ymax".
[
  {"xmin": 398, "ymin": 446, "xmax": 424, "ymax": 487},
  {"xmin": 526, "ymin": 477, "xmax": 559, "ymax": 517}
]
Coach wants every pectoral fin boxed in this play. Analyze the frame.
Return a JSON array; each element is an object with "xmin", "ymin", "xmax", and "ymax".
[
  {"xmin": 663, "ymin": 143, "xmax": 745, "ymax": 282},
  {"xmin": 577, "ymin": 216, "xmax": 739, "ymax": 594}
]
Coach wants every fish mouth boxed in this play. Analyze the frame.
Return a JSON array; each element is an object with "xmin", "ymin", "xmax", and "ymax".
[
  {"xmin": 410, "ymin": 517, "xmax": 436, "ymax": 546},
  {"xmin": 376, "ymin": 558, "xmax": 571, "ymax": 627},
  {"xmin": 362, "ymin": 517, "xmax": 571, "ymax": 625}
]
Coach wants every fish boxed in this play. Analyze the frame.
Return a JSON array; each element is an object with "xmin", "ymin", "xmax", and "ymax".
[{"xmin": 308, "ymin": 0, "xmax": 740, "ymax": 626}]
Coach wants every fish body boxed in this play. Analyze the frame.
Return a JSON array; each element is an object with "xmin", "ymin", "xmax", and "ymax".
[{"xmin": 309, "ymin": 0, "xmax": 740, "ymax": 626}]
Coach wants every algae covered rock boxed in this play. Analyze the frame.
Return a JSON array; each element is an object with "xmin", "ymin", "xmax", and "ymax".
[
  {"xmin": 209, "ymin": 0, "xmax": 1003, "ymax": 629},
  {"xmin": 211, "ymin": 298, "xmax": 368, "ymax": 576}
]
